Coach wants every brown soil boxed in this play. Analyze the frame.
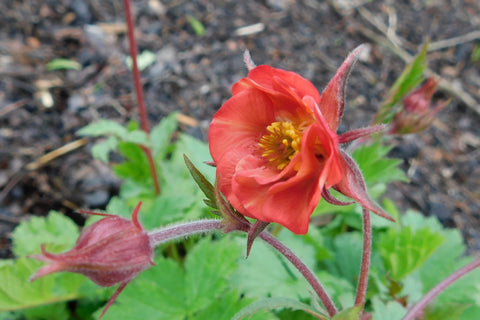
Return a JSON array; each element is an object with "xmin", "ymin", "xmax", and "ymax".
[{"xmin": 1, "ymin": 0, "xmax": 479, "ymax": 258}]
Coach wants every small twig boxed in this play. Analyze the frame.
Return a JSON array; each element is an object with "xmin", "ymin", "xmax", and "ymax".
[
  {"xmin": 25, "ymin": 138, "xmax": 89, "ymax": 171},
  {"xmin": 0, "ymin": 99, "xmax": 27, "ymax": 118},
  {"xmin": 428, "ymin": 30, "xmax": 480, "ymax": 52}
]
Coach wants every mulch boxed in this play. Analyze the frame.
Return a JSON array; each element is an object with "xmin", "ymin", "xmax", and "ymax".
[{"xmin": 1, "ymin": 0, "xmax": 479, "ymax": 258}]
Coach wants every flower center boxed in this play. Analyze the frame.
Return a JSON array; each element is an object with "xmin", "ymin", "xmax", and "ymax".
[{"xmin": 258, "ymin": 121, "xmax": 302, "ymax": 170}]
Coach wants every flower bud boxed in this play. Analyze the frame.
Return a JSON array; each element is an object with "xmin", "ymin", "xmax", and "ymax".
[
  {"xmin": 389, "ymin": 78, "xmax": 449, "ymax": 134},
  {"xmin": 30, "ymin": 203, "xmax": 153, "ymax": 317}
]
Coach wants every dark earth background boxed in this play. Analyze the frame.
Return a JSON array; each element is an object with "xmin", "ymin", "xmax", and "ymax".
[{"xmin": 0, "ymin": 0, "xmax": 479, "ymax": 259}]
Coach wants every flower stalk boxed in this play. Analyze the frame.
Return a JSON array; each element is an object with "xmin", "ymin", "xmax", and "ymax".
[
  {"xmin": 259, "ymin": 231, "xmax": 338, "ymax": 317},
  {"xmin": 402, "ymin": 256, "xmax": 480, "ymax": 320},
  {"xmin": 355, "ymin": 208, "xmax": 372, "ymax": 308},
  {"xmin": 123, "ymin": 0, "xmax": 161, "ymax": 195},
  {"xmin": 149, "ymin": 219, "xmax": 337, "ymax": 317}
]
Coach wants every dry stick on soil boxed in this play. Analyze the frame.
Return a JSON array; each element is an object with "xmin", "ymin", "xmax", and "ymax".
[
  {"xmin": 0, "ymin": 138, "xmax": 89, "ymax": 203},
  {"xmin": 25, "ymin": 138, "xmax": 89, "ymax": 171},
  {"xmin": 122, "ymin": 0, "xmax": 161, "ymax": 195}
]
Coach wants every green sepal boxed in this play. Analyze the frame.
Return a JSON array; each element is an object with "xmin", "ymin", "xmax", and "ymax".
[{"xmin": 183, "ymin": 154, "xmax": 216, "ymax": 210}]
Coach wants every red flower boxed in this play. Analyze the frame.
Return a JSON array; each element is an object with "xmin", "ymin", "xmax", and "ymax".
[
  {"xmin": 389, "ymin": 77, "xmax": 449, "ymax": 134},
  {"xmin": 209, "ymin": 46, "xmax": 393, "ymax": 234},
  {"xmin": 30, "ymin": 203, "xmax": 153, "ymax": 318}
]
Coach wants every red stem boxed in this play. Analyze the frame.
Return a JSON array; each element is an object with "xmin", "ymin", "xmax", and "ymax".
[
  {"xmin": 355, "ymin": 208, "xmax": 372, "ymax": 307},
  {"xmin": 123, "ymin": 0, "xmax": 161, "ymax": 195},
  {"xmin": 259, "ymin": 231, "xmax": 338, "ymax": 317},
  {"xmin": 402, "ymin": 256, "xmax": 480, "ymax": 320}
]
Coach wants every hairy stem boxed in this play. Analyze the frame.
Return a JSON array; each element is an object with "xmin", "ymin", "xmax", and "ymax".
[
  {"xmin": 123, "ymin": 0, "xmax": 161, "ymax": 195},
  {"xmin": 355, "ymin": 208, "xmax": 372, "ymax": 307},
  {"xmin": 147, "ymin": 219, "xmax": 336, "ymax": 317},
  {"xmin": 148, "ymin": 219, "xmax": 224, "ymax": 247},
  {"xmin": 402, "ymin": 256, "xmax": 480, "ymax": 320},
  {"xmin": 259, "ymin": 231, "xmax": 338, "ymax": 317}
]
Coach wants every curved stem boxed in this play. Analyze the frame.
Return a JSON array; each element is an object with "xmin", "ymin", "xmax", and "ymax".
[
  {"xmin": 123, "ymin": 0, "xmax": 161, "ymax": 195},
  {"xmin": 402, "ymin": 256, "xmax": 480, "ymax": 320},
  {"xmin": 259, "ymin": 231, "xmax": 338, "ymax": 317},
  {"xmin": 148, "ymin": 219, "xmax": 224, "ymax": 247},
  {"xmin": 355, "ymin": 208, "xmax": 372, "ymax": 307}
]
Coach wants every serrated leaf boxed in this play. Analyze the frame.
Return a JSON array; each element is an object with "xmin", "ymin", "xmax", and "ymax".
[
  {"xmin": 195, "ymin": 290, "xmax": 278, "ymax": 320},
  {"xmin": 77, "ymin": 120, "xmax": 128, "ymax": 138},
  {"xmin": 0, "ymin": 258, "xmax": 87, "ymax": 312},
  {"xmin": 12, "ymin": 211, "xmax": 79, "ymax": 256},
  {"xmin": 113, "ymin": 142, "xmax": 151, "ymax": 182},
  {"xmin": 371, "ymin": 297, "xmax": 407, "ymax": 320},
  {"xmin": 232, "ymin": 297, "xmax": 327, "ymax": 320},
  {"xmin": 91, "ymin": 136, "xmax": 118, "ymax": 163},
  {"xmin": 232, "ymin": 229, "xmax": 318, "ymax": 301},
  {"xmin": 351, "ymin": 142, "xmax": 408, "ymax": 186},
  {"xmin": 150, "ymin": 113, "xmax": 178, "ymax": 159},
  {"xmin": 331, "ymin": 305, "xmax": 362, "ymax": 320},
  {"xmin": 321, "ymin": 232, "xmax": 363, "ymax": 285},
  {"xmin": 379, "ymin": 226, "xmax": 444, "ymax": 281},
  {"xmin": 102, "ymin": 238, "xmax": 243, "ymax": 320},
  {"xmin": 123, "ymin": 130, "xmax": 150, "ymax": 146}
]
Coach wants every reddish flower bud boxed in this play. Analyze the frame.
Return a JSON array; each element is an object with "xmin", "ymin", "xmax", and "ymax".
[
  {"xmin": 30, "ymin": 203, "xmax": 153, "ymax": 318},
  {"xmin": 389, "ymin": 78, "xmax": 449, "ymax": 134}
]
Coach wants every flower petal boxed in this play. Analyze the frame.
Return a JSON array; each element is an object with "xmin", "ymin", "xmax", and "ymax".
[
  {"xmin": 234, "ymin": 65, "xmax": 321, "ymax": 103},
  {"xmin": 209, "ymin": 89, "xmax": 276, "ymax": 163}
]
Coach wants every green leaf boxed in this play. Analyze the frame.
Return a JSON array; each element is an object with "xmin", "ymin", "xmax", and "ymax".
[
  {"xmin": 351, "ymin": 141, "xmax": 408, "ymax": 186},
  {"xmin": 17, "ymin": 302, "xmax": 70, "ymax": 320},
  {"xmin": 379, "ymin": 226, "xmax": 444, "ymax": 281},
  {"xmin": 371, "ymin": 297, "xmax": 407, "ymax": 320},
  {"xmin": 232, "ymin": 297, "xmax": 327, "ymax": 320},
  {"xmin": 113, "ymin": 142, "xmax": 151, "ymax": 183},
  {"xmin": 195, "ymin": 290, "xmax": 278, "ymax": 320},
  {"xmin": 331, "ymin": 305, "xmax": 362, "ymax": 320},
  {"xmin": 91, "ymin": 136, "xmax": 118, "ymax": 163},
  {"xmin": 102, "ymin": 237, "xmax": 243, "ymax": 320},
  {"xmin": 150, "ymin": 113, "xmax": 178, "ymax": 159},
  {"xmin": 0, "ymin": 258, "xmax": 87, "ymax": 312},
  {"xmin": 125, "ymin": 50, "xmax": 157, "ymax": 71},
  {"xmin": 375, "ymin": 42, "xmax": 429, "ymax": 123},
  {"xmin": 123, "ymin": 130, "xmax": 150, "ymax": 146},
  {"xmin": 46, "ymin": 58, "xmax": 81, "ymax": 71},
  {"xmin": 77, "ymin": 120, "xmax": 128, "ymax": 138},
  {"xmin": 232, "ymin": 230, "xmax": 318, "ymax": 301},
  {"xmin": 321, "ymin": 232, "xmax": 363, "ymax": 284},
  {"xmin": 187, "ymin": 15, "xmax": 206, "ymax": 36},
  {"xmin": 12, "ymin": 211, "xmax": 79, "ymax": 256}
]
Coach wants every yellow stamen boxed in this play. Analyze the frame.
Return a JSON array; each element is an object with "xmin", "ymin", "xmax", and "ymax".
[{"xmin": 258, "ymin": 121, "xmax": 302, "ymax": 170}]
